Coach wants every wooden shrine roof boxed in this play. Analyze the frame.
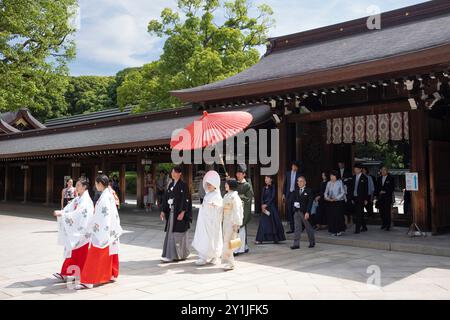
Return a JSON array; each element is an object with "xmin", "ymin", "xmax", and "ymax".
[
  {"xmin": 0, "ymin": 105, "xmax": 272, "ymax": 160},
  {"xmin": 44, "ymin": 107, "xmax": 132, "ymax": 127},
  {"xmin": 171, "ymin": 1, "xmax": 450, "ymax": 103}
]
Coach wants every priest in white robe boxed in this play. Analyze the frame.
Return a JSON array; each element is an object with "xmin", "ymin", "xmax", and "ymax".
[
  {"xmin": 192, "ymin": 170, "xmax": 224, "ymax": 266},
  {"xmin": 53, "ymin": 177, "xmax": 94, "ymax": 281},
  {"xmin": 76, "ymin": 174, "xmax": 123, "ymax": 289}
]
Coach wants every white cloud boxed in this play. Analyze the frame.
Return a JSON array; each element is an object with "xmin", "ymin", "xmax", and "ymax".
[{"xmin": 74, "ymin": 0, "xmax": 177, "ymax": 68}]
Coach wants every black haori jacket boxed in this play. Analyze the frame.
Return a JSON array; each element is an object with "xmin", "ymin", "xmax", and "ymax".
[{"xmin": 161, "ymin": 179, "xmax": 192, "ymax": 233}]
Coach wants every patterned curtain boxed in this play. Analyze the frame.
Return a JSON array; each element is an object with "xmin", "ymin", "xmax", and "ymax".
[{"xmin": 326, "ymin": 112, "xmax": 409, "ymax": 144}]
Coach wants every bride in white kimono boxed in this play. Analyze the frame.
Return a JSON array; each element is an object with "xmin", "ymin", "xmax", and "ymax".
[
  {"xmin": 76, "ymin": 174, "xmax": 123, "ymax": 289},
  {"xmin": 192, "ymin": 170, "xmax": 223, "ymax": 265},
  {"xmin": 53, "ymin": 177, "xmax": 94, "ymax": 281}
]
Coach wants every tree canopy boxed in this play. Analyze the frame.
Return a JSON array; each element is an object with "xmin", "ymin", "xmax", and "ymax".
[
  {"xmin": 117, "ymin": 0, "xmax": 274, "ymax": 112},
  {"xmin": 0, "ymin": 0, "xmax": 78, "ymax": 120},
  {"xmin": 65, "ymin": 76, "xmax": 116, "ymax": 115}
]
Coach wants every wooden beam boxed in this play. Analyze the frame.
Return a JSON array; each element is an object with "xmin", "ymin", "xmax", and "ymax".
[
  {"xmin": 288, "ymin": 100, "xmax": 411, "ymax": 123},
  {"xmin": 409, "ymin": 109, "xmax": 430, "ymax": 231},
  {"xmin": 0, "ymin": 139, "xmax": 171, "ymax": 160}
]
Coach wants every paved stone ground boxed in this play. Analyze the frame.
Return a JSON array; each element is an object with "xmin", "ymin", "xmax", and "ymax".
[{"xmin": 1, "ymin": 205, "xmax": 450, "ymax": 300}]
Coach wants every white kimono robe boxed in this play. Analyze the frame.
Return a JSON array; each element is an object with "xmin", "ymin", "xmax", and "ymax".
[
  {"xmin": 192, "ymin": 171, "xmax": 224, "ymax": 261},
  {"xmin": 57, "ymin": 191, "xmax": 94, "ymax": 258},
  {"xmin": 89, "ymin": 188, "xmax": 123, "ymax": 255},
  {"xmin": 222, "ymin": 191, "xmax": 244, "ymax": 266}
]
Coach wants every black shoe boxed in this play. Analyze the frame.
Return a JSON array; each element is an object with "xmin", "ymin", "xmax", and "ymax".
[
  {"xmin": 244, "ymin": 248, "xmax": 249, "ymax": 254},
  {"xmin": 385, "ymin": 227, "xmax": 390, "ymax": 231},
  {"xmin": 233, "ymin": 252, "xmax": 241, "ymax": 257},
  {"xmin": 361, "ymin": 227, "xmax": 368, "ymax": 232},
  {"xmin": 354, "ymin": 231, "xmax": 360, "ymax": 234},
  {"xmin": 286, "ymin": 230, "xmax": 294, "ymax": 234},
  {"xmin": 380, "ymin": 226, "xmax": 386, "ymax": 230},
  {"xmin": 308, "ymin": 242, "xmax": 315, "ymax": 248},
  {"xmin": 290, "ymin": 245, "xmax": 300, "ymax": 250}
]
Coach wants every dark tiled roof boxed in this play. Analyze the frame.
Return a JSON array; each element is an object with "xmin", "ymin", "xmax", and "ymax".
[
  {"xmin": 0, "ymin": 109, "xmax": 46, "ymax": 129},
  {"xmin": 45, "ymin": 107, "xmax": 132, "ymax": 127},
  {"xmin": 0, "ymin": 105, "xmax": 272, "ymax": 158},
  {"xmin": 0, "ymin": 114, "xmax": 198, "ymax": 157},
  {"xmin": 0, "ymin": 120, "xmax": 20, "ymax": 134},
  {"xmin": 0, "ymin": 111, "xmax": 16, "ymax": 124},
  {"xmin": 172, "ymin": 9, "xmax": 450, "ymax": 96}
]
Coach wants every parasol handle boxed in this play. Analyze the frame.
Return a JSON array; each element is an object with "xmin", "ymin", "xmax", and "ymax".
[{"xmin": 217, "ymin": 152, "xmax": 229, "ymax": 178}]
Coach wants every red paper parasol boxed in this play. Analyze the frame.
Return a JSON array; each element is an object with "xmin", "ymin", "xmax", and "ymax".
[{"xmin": 170, "ymin": 110, "xmax": 253, "ymax": 151}]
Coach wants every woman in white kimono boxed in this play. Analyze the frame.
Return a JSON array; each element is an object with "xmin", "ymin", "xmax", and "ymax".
[
  {"xmin": 53, "ymin": 177, "xmax": 94, "ymax": 281},
  {"xmin": 222, "ymin": 179, "xmax": 244, "ymax": 271},
  {"xmin": 76, "ymin": 174, "xmax": 123, "ymax": 290},
  {"xmin": 192, "ymin": 170, "xmax": 223, "ymax": 266}
]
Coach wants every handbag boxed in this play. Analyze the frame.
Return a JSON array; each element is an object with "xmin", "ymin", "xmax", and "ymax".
[
  {"xmin": 229, "ymin": 232, "xmax": 242, "ymax": 250},
  {"xmin": 311, "ymin": 200, "xmax": 319, "ymax": 215}
]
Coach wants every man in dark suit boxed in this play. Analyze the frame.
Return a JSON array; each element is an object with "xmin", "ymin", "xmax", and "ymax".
[
  {"xmin": 337, "ymin": 161, "xmax": 352, "ymax": 182},
  {"xmin": 337, "ymin": 161, "xmax": 353, "ymax": 225},
  {"xmin": 349, "ymin": 164, "xmax": 369, "ymax": 234},
  {"xmin": 375, "ymin": 166, "xmax": 396, "ymax": 231},
  {"xmin": 291, "ymin": 176, "xmax": 315, "ymax": 249},
  {"xmin": 283, "ymin": 161, "xmax": 302, "ymax": 233}
]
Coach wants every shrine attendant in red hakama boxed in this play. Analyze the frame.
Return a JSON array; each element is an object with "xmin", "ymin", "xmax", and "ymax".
[
  {"xmin": 76, "ymin": 174, "xmax": 123, "ymax": 290},
  {"xmin": 53, "ymin": 177, "xmax": 94, "ymax": 282}
]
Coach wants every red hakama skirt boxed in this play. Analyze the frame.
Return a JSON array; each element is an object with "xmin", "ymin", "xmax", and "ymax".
[
  {"xmin": 80, "ymin": 245, "xmax": 119, "ymax": 285},
  {"xmin": 60, "ymin": 243, "xmax": 89, "ymax": 276}
]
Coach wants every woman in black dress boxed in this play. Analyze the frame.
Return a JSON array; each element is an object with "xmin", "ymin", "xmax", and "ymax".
[
  {"xmin": 314, "ymin": 171, "xmax": 329, "ymax": 230},
  {"xmin": 255, "ymin": 176, "xmax": 286, "ymax": 244}
]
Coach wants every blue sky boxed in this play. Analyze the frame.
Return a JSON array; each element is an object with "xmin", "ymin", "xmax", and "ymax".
[{"xmin": 69, "ymin": 0, "xmax": 427, "ymax": 76}]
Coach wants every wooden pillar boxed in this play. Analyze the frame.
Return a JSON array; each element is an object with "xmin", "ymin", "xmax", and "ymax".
[
  {"xmin": 409, "ymin": 109, "xmax": 430, "ymax": 230},
  {"xmin": 277, "ymin": 118, "xmax": 288, "ymax": 220},
  {"xmin": 226, "ymin": 164, "xmax": 236, "ymax": 178},
  {"xmin": 295, "ymin": 123, "xmax": 303, "ymax": 162},
  {"xmin": 3, "ymin": 165, "xmax": 9, "ymax": 202},
  {"xmin": 184, "ymin": 164, "xmax": 193, "ymax": 194},
  {"xmin": 45, "ymin": 159, "xmax": 54, "ymax": 205},
  {"xmin": 101, "ymin": 157, "xmax": 108, "ymax": 175},
  {"xmin": 136, "ymin": 158, "xmax": 144, "ymax": 209},
  {"xmin": 253, "ymin": 164, "xmax": 261, "ymax": 214},
  {"xmin": 23, "ymin": 166, "xmax": 30, "ymax": 203},
  {"xmin": 119, "ymin": 163, "xmax": 126, "ymax": 204},
  {"xmin": 71, "ymin": 165, "xmax": 80, "ymax": 181}
]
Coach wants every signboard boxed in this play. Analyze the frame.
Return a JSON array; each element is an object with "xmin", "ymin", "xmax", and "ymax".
[{"xmin": 405, "ymin": 172, "xmax": 419, "ymax": 191}]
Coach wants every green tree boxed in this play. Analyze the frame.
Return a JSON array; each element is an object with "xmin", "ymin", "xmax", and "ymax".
[
  {"xmin": 65, "ymin": 76, "xmax": 116, "ymax": 115},
  {"xmin": 355, "ymin": 142, "xmax": 410, "ymax": 169},
  {"xmin": 0, "ymin": 0, "xmax": 77, "ymax": 120},
  {"xmin": 117, "ymin": 0, "xmax": 274, "ymax": 112}
]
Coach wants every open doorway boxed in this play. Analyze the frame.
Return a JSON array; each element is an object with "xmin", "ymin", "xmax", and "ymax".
[{"xmin": 354, "ymin": 140, "xmax": 411, "ymax": 226}]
